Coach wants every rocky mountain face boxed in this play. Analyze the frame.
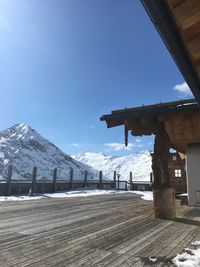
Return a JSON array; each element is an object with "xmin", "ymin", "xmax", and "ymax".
[
  {"xmin": 0, "ymin": 124, "xmax": 152, "ymax": 182},
  {"xmin": 73, "ymin": 151, "xmax": 152, "ymax": 181},
  {"xmin": 0, "ymin": 124, "xmax": 96, "ymax": 180}
]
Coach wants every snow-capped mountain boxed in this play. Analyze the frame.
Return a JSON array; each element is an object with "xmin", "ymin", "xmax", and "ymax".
[
  {"xmin": 73, "ymin": 152, "xmax": 152, "ymax": 181},
  {"xmin": 0, "ymin": 124, "xmax": 97, "ymax": 180}
]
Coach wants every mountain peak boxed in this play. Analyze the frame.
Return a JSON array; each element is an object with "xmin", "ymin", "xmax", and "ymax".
[
  {"xmin": 7, "ymin": 123, "xmax": 33, "ymax": 134},
  {"xmin": 14, "ymin": 123, "xmax": 31, "ymax": 130},
  {"xmin": 0, "ymin": 124, "xmax": 96, "ymax": 180}
]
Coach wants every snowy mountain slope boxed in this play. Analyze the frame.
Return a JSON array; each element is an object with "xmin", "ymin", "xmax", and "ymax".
[
  {"xmin": 73, "ymin": 152, "xmax": 152, "ymax": 181},
  {"xmin": 0, "ymin": 124, "xmax": 97, "ymax": 180}
]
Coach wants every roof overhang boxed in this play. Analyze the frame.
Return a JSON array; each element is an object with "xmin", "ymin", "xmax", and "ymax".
[
  {"xmin": 101, "ymin": 99, "xmax": 200, "ymax": 152},
  {"xmin": 101, "ymin": 98, "xmax": 199, "ymax": 130},
  {"xmin": 140, "ymin": 0, "xmax": 200, "ymax": 102}
]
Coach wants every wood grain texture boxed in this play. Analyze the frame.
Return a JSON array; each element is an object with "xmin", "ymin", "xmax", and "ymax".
[{"xmin": 0, "ymin": 194, "xmax": 199, "ymax": 266}]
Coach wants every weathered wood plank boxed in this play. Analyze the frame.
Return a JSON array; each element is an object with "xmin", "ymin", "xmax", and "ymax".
[{"xmin": 0, "ymin": 193, "xmax": 198, "ymax": 267}]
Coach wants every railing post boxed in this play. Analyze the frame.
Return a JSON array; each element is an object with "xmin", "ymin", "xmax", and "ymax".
[
  {"xmin": 99, "ymin": 171, "xmax": 103, "ymax": 189},
  {"xmin": 7, "ymin": 165, "xmax": 12, "ymax": 196},
  {"xmin": 53, "ymin": 168, "xmax": 57, "ymax": 193},
  {"xmin": 150, "ymin": 172, "xmax": 153, "ymax": 183},
  {"xmin": 84, "ymin": 170, "xmax": 88, "ymax": 187},
  {"xmin": 113, "ymin": 171, "xmax": 116, "ymax": 190},
  {"xmin": 125, "ymin": 181, "xmax": 128, "ymax": 191},
  {"xmin": 31, "ymin": 166, "xmax": 37, "ymax": 195},
  {"xmin": 70, "ymin": 167, "xmax": 73, "ymax": 189},
  {"xmin": 130, "ymin": 171, "xmax": 133, "ymax": 190},
  {"xmin": 117, "ymin": 173, "xmax": 120, "ymax": 190}
]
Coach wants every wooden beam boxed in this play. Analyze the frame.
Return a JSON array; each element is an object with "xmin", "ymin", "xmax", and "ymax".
[
  {"xmin": 197, "ymin": 63, "xmax": 200, "ymax": 77},
  {"xmin": 167, "ymin": 0, "xmax": 185, "ymax": 9},
  {"xmin": 164, "ymin": 111, "xmax": 200, "ymax": 152},
  {"xmin": 107, "ymin": 120, "xmax": 124, "ymax": 128},
  {"xmin": 181, "ymin": 21, "xmax": 200, "ymax": 43},
  {"xmin": 186, "ymin": 36, "xmax": 200, "ymax": 61},
  {"xmin": 127, "ymin": 117, "xmax": 158, "ymax": 136},
  {"xmin": 173, "ymin": 0, "xmax": 200, "ymax": 30}
]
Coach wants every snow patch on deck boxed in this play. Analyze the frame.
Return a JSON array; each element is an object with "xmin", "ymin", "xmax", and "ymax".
[
  {"xmin": 173, "ymin": 241, "xmax": 200, "ymax": 267},
  {"xmin": 132, "ymin": 190, "xmax": 153, "ymax": 201},
  {"xmin": 0, "ymin": 190, "xmax": 153, "ymax": 201}
]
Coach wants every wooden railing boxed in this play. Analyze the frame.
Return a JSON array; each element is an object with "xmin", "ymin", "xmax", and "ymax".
[{"xmin": 0, "ymin": 166, "xmax": 152, "ymax": 196}]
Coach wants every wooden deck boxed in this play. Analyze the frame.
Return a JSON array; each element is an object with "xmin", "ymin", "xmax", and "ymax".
[{"xmin": 0, "ymin": 193, "xmax": 199, "ymax": 266}]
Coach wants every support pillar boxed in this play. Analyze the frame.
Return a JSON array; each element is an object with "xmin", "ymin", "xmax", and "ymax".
[
  {"xmin": 152, "ymin": 123, "xmax": 176, "ymax": 219},
  {"xmin": 153, "ymin": 188, "xmax": 176, "ymax": 219}
]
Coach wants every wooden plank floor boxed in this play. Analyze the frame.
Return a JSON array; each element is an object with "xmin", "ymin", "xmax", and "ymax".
[{"xmin": 0, "ymin": 193, "xmax": 199, "ymax": 266}]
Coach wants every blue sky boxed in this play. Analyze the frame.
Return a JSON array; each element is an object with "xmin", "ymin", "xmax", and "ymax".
[{"xmin": 0, "ymin": 0, "xmax": 193, "ymax": 156}]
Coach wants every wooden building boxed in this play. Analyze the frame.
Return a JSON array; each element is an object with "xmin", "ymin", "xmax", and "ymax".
[
  {"xmin": 140, "ymin": 0, "xmax": 200, "ymax": 213},
  {"xmin": 101, "ymin": 1, "xmax": 200, "ymax": 220},
  {"xmin": 167, "ymin": 152, "xmax": 187, "ymax": 193},
  {"xmin": 101, "ymin": 98, "xmax": 200, "ymax": 219},
  {"xmin": 151, "ymin": 152, "xmax": 187, "ymax": 194}
]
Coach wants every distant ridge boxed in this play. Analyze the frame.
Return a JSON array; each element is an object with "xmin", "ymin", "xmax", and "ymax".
[{"xmin": 73, "ymin": 151, "xmax": 152, "ymax": 181}]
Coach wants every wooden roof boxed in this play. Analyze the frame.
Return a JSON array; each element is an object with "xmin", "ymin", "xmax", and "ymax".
[
  {"xmin": 141, "ymin": 0, "xmax": 200, "ymax": 102},
  {"xmin": 101, "ymin": 98, "xmax": 199, "ymax": 129},
  {"xmin": 101, "ymin": 98, "xmax": 200, "ymax": 152}
]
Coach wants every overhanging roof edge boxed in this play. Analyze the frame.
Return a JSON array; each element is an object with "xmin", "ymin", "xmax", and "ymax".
[
  {"xmin": 100, "ymin": 98, "xmax": 199, "ymax": 123},
  {"xmin": 140, "ymin": 0, "xmax": 200, "ymax": 102}
]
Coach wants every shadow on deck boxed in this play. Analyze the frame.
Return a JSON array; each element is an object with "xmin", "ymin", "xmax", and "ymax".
[{"xmin": 176, "ymin": 201, "xmax": 200, "ymax": 226}]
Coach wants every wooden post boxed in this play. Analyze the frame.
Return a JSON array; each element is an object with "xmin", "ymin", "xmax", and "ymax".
[
  {"xmin": 53, "ymin": 168, "xmax": 57, "ymax": 193},
  {"xmin": 99, "ymin": 171, "xmax": 103, "ymax": 189},
  {"xmin": 69, "ymin": 167, "xmax": 73, "ymax": 189},
  {"xmin": 84, "ymin": 170, "xmax": 88, "ymax": 187},
  {"xmin": 130, "ymin": 172, "xmax": 133, "ymax": 190},
  {"xmin": 117, "ymin": 174, "xmax": 120, "ymax": 190},
  {"xmin": 150, "ymin": 172, "xmax": 153, "ymax": 183},
  {"xmin": 153, "ymin": 188, "xmax": 176, "ymax": 219},
  {"xmin": 31, "ymin": 166, "xmax": 37, "ymax": 195},
  {"xmin": 152, "ymin": 123, "xmax": 176, "ymax": 219},
  {"xmin": 7, "ymin": 165, "xmax": 12, "ymax": 196},
  {"xmin": 125, "ymin": 181, "xmax": 128, "ymax": 191},
  {"xmin": 113, "ymin": 171, "xmax": 116, "ymax": 190}
]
